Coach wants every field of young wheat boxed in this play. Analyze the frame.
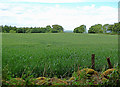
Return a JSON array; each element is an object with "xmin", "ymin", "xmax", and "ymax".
[{"xmin": 2, "ymin": 33, "xmax": 118, "ymax": 79}]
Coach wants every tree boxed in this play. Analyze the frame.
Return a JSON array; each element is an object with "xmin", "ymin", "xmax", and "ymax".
[
  {"xmin": 73, "ymin": 25, "xmax": 86, "ymax": 33},
  {"xmin": 41, "ymin": 27, "xmax": 47, "ymax": 33},
  {"xmin": 107, "ymin": 25, "xmax": 113, "ymax": 32},
  {"xmin": 96, "ymin": 24, "xmax": 103, "ymax": 33},
  {"xmin": 50, "ymin": 29, "xmax": 58, "ymax": 33},
  {"xmin": 2, "ymin": 25, "xmax": 10, "ymax": 33},
  {"xmin": 106, "ymin": 23, "xmax": 120, "ymax": 34},
  {"xmin": 12, "ymin": 26, "xmax": 17, "ymax": 32},
  {"xmin": 9, "ymin": 30, "xmax": 16, "ymax": 33},
  {"xmin": 17, "ymin": 28, "xmax": 24, "ymax": 33},
  {"xmin": 88, "ymin": 26, "xmax": 96, "ymax": 33},
  {"xmin": 112, "ymin": 23, "xmax": 120, "ymax": 33},
  {"xmin": 30, "ymin": 27, "xmax": 47, "ymax": 33},
  {"xmin": 31, "ymin": 28, "xmax": 41, "ymax": 33},
  {"xmin": 46, "ymin": 25, "xmax": 52, "ymax": 33},
  {"xmin": 52, "ymin": 24, "xmax": 64, "ymax": 33},
  {"xmin": 25, "ymin": 27, "xmax": 32, "ymax": 33},
  {"xmin": 88, "ymin": 24, "xmax": 103, "ymax": 33}
]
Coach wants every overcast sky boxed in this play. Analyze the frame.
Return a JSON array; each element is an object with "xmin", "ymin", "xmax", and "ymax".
[{"xmin": 0, "ymin": 0, "xmax": 119, "ymax": 31}]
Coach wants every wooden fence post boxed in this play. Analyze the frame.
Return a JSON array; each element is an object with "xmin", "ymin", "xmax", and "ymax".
[
  {"xmin": 106, "ymin": 57, "xmax": 113, "ymax": 69},
  {"xmin": 91, "ymin": 54, "xmax": 95, "ymax": 69}
]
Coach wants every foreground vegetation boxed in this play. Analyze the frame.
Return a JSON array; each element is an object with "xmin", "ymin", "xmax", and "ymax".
[
  {"xmin": 2, "ymin": 33, "xmax": 118, "ymax": 85},
  {"xmin": 2, "ymin": 68, "xmax": 120, "ymax": 86}
]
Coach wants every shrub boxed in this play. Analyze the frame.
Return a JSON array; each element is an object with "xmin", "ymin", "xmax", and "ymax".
[{"xmin": 9, "ymin": 30, "xmax": 16, "ymax": 33}]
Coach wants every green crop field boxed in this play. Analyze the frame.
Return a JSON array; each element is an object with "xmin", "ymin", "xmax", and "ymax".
[{"xmin": 2, "ymin": 33, "xmax": 118, "ymax": 78}]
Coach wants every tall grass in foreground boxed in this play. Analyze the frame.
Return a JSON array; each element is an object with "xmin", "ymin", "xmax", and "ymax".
[{"xmin": 2, "ymin": 33, "xmax": 118, "ymax": 78}]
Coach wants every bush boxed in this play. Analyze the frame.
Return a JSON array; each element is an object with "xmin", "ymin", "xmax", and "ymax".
[{"xmin": 9, "ymin": 30, "xmax": 16, "ymax": 33}]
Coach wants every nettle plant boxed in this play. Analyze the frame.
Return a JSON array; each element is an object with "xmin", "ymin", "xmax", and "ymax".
[{"xmin": 107, "ymin": 69, "xmax": 120, "ymax": 86}]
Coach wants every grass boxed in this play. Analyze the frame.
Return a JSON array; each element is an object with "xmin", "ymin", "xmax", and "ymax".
[{"xmin": 2, "ymin": 33, "xmax": 118, "ymax": 78}]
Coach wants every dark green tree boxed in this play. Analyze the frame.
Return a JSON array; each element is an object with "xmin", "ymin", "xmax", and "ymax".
[
  {"xmin": 2, "ymin": 25, "xmax": 10, "ymax": 33},
  {"xmin": 46, "ymin": 25, "xmax": 52, "ymax": 33},
  {"xmin": 88, "ymin": 24, "xmax": 103, "ymax": 33},
  {"xmin": 31, "ymin": 28, "xmax": 41, "ymax": 33},
  {"xmin": 12, "ymin": 26, "xmax": 17, "ymax": 32},
  {"xmin": 88, "ymin": 26, "xmax": 96, "ymax": 33},
  {"xmin": 73, "ymin": 25, "xmax": 86, "ymax": 33},
  {"xmin": 17, "ymin": 28, "xmax": 24, "ymax": 33},
  {"xmin": 52, "ymin": 24, "xmax": 64, "ymax": 33},
  {"xmin": 107, "ymin": 25, "xmax": 114, "ymax": 32},
  {"xmin": 25, "ymin": 27, "xmax": 32, "ymax": 33},
  {"xmin": 50, "ymin": 29, "xmax": 58, "ymax": 33},
  {"xmin": 112, "ymin": 23, "xmax": 120, "ymax": 33}
]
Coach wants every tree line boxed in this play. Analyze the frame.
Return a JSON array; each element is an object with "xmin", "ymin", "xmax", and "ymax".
[
  {"xmin": 74, "ymin": 23, "xmax": 120, "ymax": 34},
  {"xmin": 0, "ymin": 24, "xmax": 64, "ymax": 33},
  {"xmin": 0, "ymin": 22, "xmax": 120, "ymax": 34}
]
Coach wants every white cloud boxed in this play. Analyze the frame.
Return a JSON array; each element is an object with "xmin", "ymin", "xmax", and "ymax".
[{"xmin": 0, "ymin": 3, "xmax": 118, "ymax": 31}]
